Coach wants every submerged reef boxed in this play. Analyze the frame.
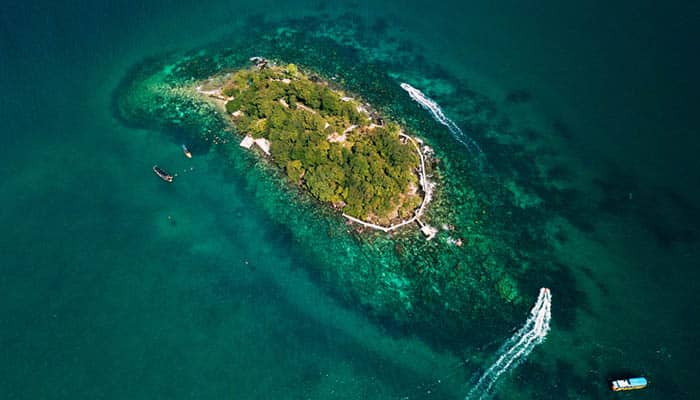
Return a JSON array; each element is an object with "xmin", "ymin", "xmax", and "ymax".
[{"xmin": 113, "ymin": 13, "xmax": 576, "ymax": 350}]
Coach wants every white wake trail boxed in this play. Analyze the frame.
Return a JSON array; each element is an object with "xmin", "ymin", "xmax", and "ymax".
[
  {"xmin": 400, "ymin": 83, "xmax": 484, "ymax": 156},
  {"xmin": 466, "ymin": 288, "xmax": 552, "ymax": 400}
]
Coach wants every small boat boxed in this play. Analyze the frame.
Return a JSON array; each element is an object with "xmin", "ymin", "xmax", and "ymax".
[
  {"xmin": 181, "ymin": 144, "xmax": 192, "ymax": 158},
  {"xmin": 153, "ymin": 165, "xmax": 173, "ymax": 182},
  {"xmin": 611, "ymin": 377, "xmax": 648, "ymax": 391}
]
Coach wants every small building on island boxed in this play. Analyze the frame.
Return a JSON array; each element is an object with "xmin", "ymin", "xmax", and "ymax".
[
  {"xmin": 239, "ymin": 135, "xmax": 255, "ymax": 149},
  {"xmin": 240, "ymin": 135, "xmax": 271, "ymax": 156},
  {"xmin": 254, "ymin": 138, "xmax": 271, "ymax": 155}
]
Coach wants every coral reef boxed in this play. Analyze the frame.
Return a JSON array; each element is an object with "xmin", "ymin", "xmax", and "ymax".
[{"xmin": 112, "ymin": 13, "xmax": 570, "ymax": 349}]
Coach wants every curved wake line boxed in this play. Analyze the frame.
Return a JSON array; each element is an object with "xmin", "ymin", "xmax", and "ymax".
[
  {"xmin": 400, "ymin": 83, "xmax": 484, "ymax": 157},
  {"xmin": 466, "ymin": 288, "xmax": 552, "ymax": 400}
]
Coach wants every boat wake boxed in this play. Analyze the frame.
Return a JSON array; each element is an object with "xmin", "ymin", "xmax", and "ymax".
[
  {"xmin": 466, "ymin": 288, "xmax": 552, "ymax": 400},
  {"xmin": 400, "ymin": 83, "xmax": 484, "ymax": 157}
]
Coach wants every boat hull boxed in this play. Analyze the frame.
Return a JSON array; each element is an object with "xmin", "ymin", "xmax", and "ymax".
[
  {"xmin": 182, "ymin": 144, "xmax": 192, "ymax": 158},
  {"xmin": 153, "ymin": 165, "xmax": 174, "ymax": 182},
  {"xmin": 611, "ymin": 377, "xmax": 647, "ymax": 391}
]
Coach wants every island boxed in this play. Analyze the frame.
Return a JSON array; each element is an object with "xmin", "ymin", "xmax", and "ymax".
[
  {"xmin": 113, "ymin": 38, "xmax": 537, "ymax": 346},
  {"xmin": 195, "ymin": 59, "xmax": 434, "ymax": 231}
]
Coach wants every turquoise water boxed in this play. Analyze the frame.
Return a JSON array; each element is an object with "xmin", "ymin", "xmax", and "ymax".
[{"xmin": 2, "ymin": 1, "xmax": 698, "ymax": 399}]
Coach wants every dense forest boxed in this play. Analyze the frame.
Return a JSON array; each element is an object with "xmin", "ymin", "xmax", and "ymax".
[{"xmin": 220, "ymin": 64, "xmax": 421, "ymax": 223}]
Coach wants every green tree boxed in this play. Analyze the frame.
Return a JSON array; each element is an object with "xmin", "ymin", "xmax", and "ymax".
[
  {"xmin": 286, "ymin": 160, "xmax": 304, "ymax": 182},
  {"xmin": 320, "ymin": 88, "xmax": 340, "ymax": 114},
  {"xmin": 221, "ymin": 64, "xmax": 421, "ymax": 220}
]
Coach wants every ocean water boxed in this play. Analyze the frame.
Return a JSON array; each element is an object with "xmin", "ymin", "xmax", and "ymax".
[{"xmin": 1, "ymin": 1, "xmax": 698, "ymax": 399}]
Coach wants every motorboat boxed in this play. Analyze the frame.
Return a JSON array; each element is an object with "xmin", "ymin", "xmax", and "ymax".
[{"xmin": 182, "ymin": 144, "xmax": 192, "ymax": 158}]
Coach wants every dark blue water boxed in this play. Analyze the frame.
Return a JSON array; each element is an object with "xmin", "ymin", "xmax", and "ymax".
[{"xmin": 2, "ymin": 1, "xmax": 698, "ymax": 399}]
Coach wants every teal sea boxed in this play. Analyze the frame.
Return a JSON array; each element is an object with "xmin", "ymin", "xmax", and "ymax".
[{"xmin": 1, "ymin": 1, "xmax": 698, "ymax": 399}]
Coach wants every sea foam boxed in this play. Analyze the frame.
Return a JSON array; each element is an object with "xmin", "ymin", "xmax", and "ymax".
[
  {"xmin": 400, "ymin": 83, "xmax": 483, "ymax": 156},
  {"xmin": 466, "ymin": 287, "xmax": 552, "ymax": 399}
]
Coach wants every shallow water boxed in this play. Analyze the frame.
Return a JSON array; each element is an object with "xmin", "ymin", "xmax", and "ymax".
[{"xmin": 2, "ymin": 1, "xmax": 698, "ymax": 399}]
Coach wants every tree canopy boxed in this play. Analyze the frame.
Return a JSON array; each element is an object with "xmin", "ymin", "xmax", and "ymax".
[{"xmin": 222, "ymin": 64, "xmax": 421, "ymax": 223}]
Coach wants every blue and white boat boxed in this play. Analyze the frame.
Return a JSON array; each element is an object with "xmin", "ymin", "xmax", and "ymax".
[{"xmin": 611, "ymin": 377, "xmax": 648, "ymax": 391}]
